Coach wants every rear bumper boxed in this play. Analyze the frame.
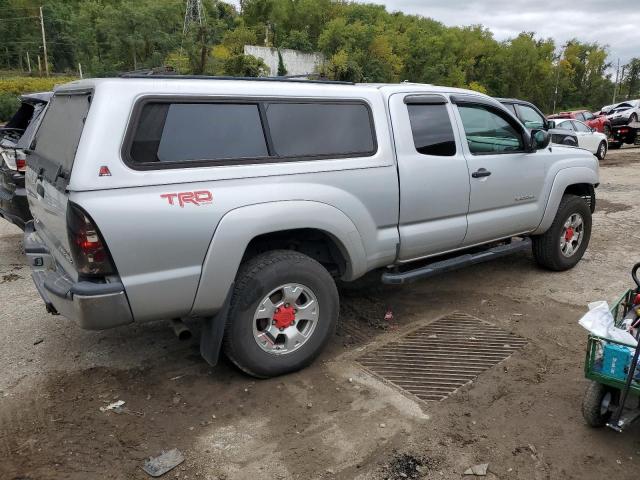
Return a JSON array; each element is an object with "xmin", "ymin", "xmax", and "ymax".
[
  {"xmin": 25, "ymin": 222, "xmax": 133, "ymax": 330},
  {"xmin": 0, "ymin": 169, "xmax": 30, "ymax": 230}
]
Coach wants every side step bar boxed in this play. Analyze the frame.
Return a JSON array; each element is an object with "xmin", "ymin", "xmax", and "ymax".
[{"xmin": 381, "ymin": 238, "xmax": 532, "ymax": 285}]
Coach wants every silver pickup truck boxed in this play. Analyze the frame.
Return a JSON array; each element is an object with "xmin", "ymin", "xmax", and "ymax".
[{"xmin": 23, "ymin": 77, "xmax": 598, "ymax": 377}]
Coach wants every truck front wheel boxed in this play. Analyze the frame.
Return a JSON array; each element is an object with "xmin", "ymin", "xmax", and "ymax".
[
  {"xmin": 223, "ymin": 250, "xmax": 339, "ymax": 378},
  {"xmin": 532, "ymin": 194, "xmax": 592, "ymax": 271}
]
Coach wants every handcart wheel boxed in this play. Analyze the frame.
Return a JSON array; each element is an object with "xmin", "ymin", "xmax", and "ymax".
[
  {"xmin": 632, "ymin": 262, "xmax": 640, "ymax": 289},
  {"xmin": 582, "ymin": 381, "xmax": 617, "ymax": 427}
]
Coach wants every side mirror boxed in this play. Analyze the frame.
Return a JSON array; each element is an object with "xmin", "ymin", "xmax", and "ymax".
[
  {"xmin": 547, "ymin": 120, "xmax": 556, "ymax": 129},
  {"xmin": 590, "ymin": 127, "xmax": 596, "ymax": 133},
  {"xmin": 528, "ymin": 129, "xmax": 551, "ymax": 151}
]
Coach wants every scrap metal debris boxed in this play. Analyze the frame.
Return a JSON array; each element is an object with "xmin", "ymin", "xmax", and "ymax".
[
  {"xmin": 463, "ymin": 463, "xmax": 488, "ymax": 476},
  {"xmin": 100, "ymin": 400, "xmax": 125, "ymax": 413},
  {"xmin": 142, "ymin": 448, "xmax": 185, "ymax": 477}
]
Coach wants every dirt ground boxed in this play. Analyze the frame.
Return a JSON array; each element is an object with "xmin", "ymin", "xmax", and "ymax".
[{"xmin": 3, "ymin": 146, "xmax": 640, "ymax": 480}]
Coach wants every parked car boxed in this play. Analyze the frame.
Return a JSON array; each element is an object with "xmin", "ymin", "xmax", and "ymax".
[
  {"xmin": 24, "ymin": 77, "xmax": 598, "ymax": 378},
  {"xmin": 550, "ymin": 118, "xmax": 608, "ymax": 160},
  {"xmin": 598, "ymin": 104, "xmax": 615, "ymax": 115},
  {"xmin": 548, "ymin": 109, "xmax": 612, "ymax": 136},
  {"xmin": 0, "ymin": 92, "xmax": 52, "ymax": 229},
  {"xmin": 606, "ymin": 100, "xmax": 640, "ymax": 126},
  {"xmin": 497, "ymin": 98, "xmax": 578, "ymax": 147}
]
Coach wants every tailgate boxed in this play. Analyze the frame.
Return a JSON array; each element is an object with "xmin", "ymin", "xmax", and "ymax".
[{"xmin": 25, "ymin": 91, "xmax": 92, "ymax": 279}]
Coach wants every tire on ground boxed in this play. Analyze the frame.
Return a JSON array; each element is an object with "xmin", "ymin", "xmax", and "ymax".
[
  {"xmin": 596, "ymin": 141, "xmax": 607, "ymax": 160},
  {"xmin": 223, "ymin": 249, "xmax": 339, "ymax": 378},
  {"xmin": 532, "ymin": 194, "xmax": 592, "ymax": 271},
  {"xmin": 582, "ymin": 381, "xmax": 614, "ymax": 428}
]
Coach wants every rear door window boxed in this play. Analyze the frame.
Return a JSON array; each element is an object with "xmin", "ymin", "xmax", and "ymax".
[
  {"xmin": 265, "ymin": 102, "xmax": 375, "ymax": 158},
  {"xmin": 130, "ymin": 102, "xmax": 268, "ymax": 164},
  {"xmin": 33, "ymin": 92, "xmax": 92, "ymax": 178},
  {"xmin": 558, "ymin": 121, "xmax": 575, "ymax": 131},
  {"xmin": 407, "ymin": 104, "xmax": 456, "ymax": 156},
  {"xmin": 572, "ymin": 121, "xmax": 591, "ymax": 133}
]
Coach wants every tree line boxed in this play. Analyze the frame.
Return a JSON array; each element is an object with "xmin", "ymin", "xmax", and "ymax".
[{"xmin": 1, "ymin": 0, "xmax": 639, "ymax": 113}]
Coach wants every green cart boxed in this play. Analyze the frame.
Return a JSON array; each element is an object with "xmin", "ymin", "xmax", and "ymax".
[{"xmin": 583, "ymin": 264, "xmax": 640, "ymax": 431}]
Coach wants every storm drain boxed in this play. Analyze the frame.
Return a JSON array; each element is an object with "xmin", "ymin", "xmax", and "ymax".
[{"xmin": 358, "ymin": 312, "xmax": 527, "ymax": 401}]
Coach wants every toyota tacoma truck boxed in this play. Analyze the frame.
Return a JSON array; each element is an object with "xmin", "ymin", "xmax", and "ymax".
[{"xmin": 23, "ymin": 76, "xmax": 599, "ymax": 378}]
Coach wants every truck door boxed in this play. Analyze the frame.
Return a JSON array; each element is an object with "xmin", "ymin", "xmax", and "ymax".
[
  {"xmin": 451, "ymin": 96, "xmax": 548, "ymax": 246},
  {"xmin": 389, "ymin": 93, "xmax": 470, "ymax": 261}
]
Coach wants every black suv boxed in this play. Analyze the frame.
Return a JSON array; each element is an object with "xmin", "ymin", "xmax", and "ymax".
[
  {"xmin": 497, "ymin": 98, "xmax": 578, "ymax": 147},
  {"xmin": 0, "ymin": 92, "xmax": 51, "ymax": 229}
]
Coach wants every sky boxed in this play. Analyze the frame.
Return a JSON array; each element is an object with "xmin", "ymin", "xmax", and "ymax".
[{"xmin": 228, "ymin": 0, "xmax": 639, "ymax": 67}]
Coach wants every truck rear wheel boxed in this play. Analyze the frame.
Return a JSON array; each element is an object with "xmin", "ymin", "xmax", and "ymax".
[
  {"xmin": 532, "ymin": 194, "xmax": 591, "ymax": 271},
  {"xmin": 223, "ymin": 250, "xmax": 339, "ymax": 378}
]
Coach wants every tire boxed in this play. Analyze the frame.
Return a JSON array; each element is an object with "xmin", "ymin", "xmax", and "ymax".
[
  {"xmin": 630, "ymin": 113, "xmax": 638, "ymax": 124},
  {"xmin": 223, "ymin": 250, "xmax": 339, "ymax": 378},
  {"xmin": 603, "ymin": 124, "xmax": 611, "ymax": 137},
  {"xmin": 609, "ymin": 142, "xmax": 622, "ymax": 150},
  {"xmin": 582, "ymin": 381, "xmax": 615, "ymax": 428},
  {"xmin": 532, "ymin": 194, "xmax": 592, "ymax": 271},
  {"xmin": 596, "ymin": 141, "xmax": 607, "ymax": 160}
]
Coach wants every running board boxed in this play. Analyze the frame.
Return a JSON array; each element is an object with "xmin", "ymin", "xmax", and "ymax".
[{"xmin": 381, "ymin": 238, "xmax": 532, "ymax": 285}]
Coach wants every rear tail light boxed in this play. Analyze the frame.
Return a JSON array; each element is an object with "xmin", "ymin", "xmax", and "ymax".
[
  {"xmin": 67, "ymin": 203, "xmax": 115, "ymax": 277},
  {"xmin": 16, "ymin": 151, "xmax": 26, "ymax": 172}
]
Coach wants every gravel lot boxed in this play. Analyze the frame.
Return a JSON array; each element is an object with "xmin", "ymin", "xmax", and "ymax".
[{"xmin": 2, "ymin": 147, "xmax": 640, "ymax": 480}]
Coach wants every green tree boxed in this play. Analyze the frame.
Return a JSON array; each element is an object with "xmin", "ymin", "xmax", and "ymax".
[{"xmin": 277, "ymin": 49, "xmax": 287, "ymax": 76}]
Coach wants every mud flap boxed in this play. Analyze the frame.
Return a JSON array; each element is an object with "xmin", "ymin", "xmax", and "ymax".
[{"xmin": 200, "ymin": 283, "xmax": 234, "ymax": 367}]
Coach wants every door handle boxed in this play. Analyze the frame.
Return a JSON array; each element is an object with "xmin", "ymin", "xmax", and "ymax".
[{"xmin": 472, "ymin": 168, "xmax": 492, "ymax": 178}]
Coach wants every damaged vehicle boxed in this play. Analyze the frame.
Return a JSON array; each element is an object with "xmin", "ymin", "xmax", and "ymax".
[
  {"xmin": 0, "ymin": 92, "xmax": 52, "ymax": 229},
  {"xmin": 606, "ymin": 100, "xmax": 640, "ymax": 126},
  {"xmin": 24, "ymin": 77, "xmax": 598, "ymax": 378}
]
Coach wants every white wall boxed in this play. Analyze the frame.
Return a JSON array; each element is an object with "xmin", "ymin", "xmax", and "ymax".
[{"xmin": 243, "ymin": 45, "xmax": 325, "ymax": 77}]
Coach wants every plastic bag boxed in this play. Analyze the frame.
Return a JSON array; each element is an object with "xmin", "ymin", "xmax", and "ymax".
[{"xmin": 579, "ymin": 301, "xmax": 638, "ymax": 347}]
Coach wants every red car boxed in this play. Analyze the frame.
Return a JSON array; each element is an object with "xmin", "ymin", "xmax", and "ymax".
[{"xmin": 548, "ymin": 110, "xmax": 612, "ymax": 136}]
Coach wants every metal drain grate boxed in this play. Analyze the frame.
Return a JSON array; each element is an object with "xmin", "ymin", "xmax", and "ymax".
[{"xmin": 358, "ymin": 312, "xmax": 527, "ymax": 401}]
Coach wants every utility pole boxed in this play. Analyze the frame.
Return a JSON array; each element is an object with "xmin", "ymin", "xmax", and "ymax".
[
  {"xmin": 611, "ymin": 57, "xmax": 624, "ymax": 105},
  {"xmin": 182, "ymin": 0, "xmax": 206, "ymax": 74},
  {"xmin": 39, "ymin": 6, "xmax": 49, "ymax": 77},
  {"xmin": 37, "ymin": 55, "xmax": 42, "ymax": 75},
  {"xmin": 26, "ymin": 51, "xmax": 32, "ymax": 73},
  {"xmin": 183, "ymin": 0, "xmax": 204, "ymax": 35},
  {"xmin": 553, "ymin": 64, "xmax": 560, "ymax": 114}
]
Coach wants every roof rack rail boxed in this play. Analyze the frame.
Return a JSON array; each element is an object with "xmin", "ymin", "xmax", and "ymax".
[{"xmin": 118, "ymin": 72, "xmax": 355, "ymax": 85}]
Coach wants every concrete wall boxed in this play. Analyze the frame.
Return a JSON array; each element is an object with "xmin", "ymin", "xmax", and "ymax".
[{"xmin": 243, "ymin": 45, "xmax": 325, "ymax": 77}]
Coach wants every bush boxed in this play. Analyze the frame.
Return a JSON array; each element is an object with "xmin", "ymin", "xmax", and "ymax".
[
  {"xmin": 223, "ymin": 54, "xmax": 270, "ymax": 77},
  {"xmin": 0, "ymin": 76, "xmax": 78, "ymax": 96},
  {"xmin": 0, "ymin": 93, "xmax": 20, "ymax": 123}
]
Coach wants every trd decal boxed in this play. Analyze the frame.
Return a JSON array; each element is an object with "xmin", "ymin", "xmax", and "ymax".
[{"xmin": 161, "ymin": 190, "xmax": 213, "ymax": 208}]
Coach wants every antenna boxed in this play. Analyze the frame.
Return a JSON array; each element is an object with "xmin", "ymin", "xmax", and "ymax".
[{"xmin": 183, "ymin": 0, "xmax": 204, "ymax": 34}]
